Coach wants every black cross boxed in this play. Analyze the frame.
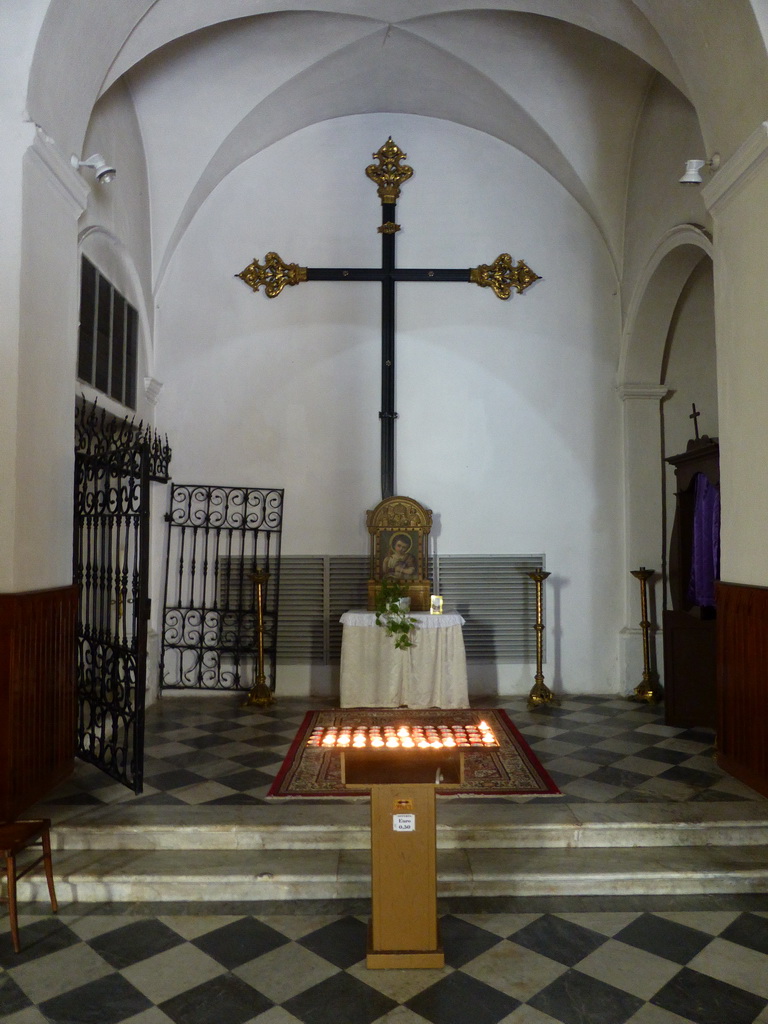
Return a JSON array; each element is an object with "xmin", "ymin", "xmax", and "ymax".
[
  {"xmin": 237, "ymin": 138, "xmax": 540, "ymax": 500},
  {"xmin": 690, "ymin": 403, "xmax": 701, "ymax": 441}
]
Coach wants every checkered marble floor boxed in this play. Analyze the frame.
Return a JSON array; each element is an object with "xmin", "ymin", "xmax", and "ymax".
[
  {"xmin": 3, "ymin": 897, "xmax": 768, "ymax": 1023},
  {"xmin": 39, "ymin": 694, "xmax": 764, "ymax": 808},
  {"xmin": 7, "ymin": 695, "xmax": 768, "ymax": 1022}
]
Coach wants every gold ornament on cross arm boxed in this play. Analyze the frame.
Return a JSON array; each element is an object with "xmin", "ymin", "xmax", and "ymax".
[
  {"xmin": 236, "ymin": 252, "xmax": 307, "ymax": 298},
  {"xmin": 365, "ymin": 138, "xmax": 413, "ymax": 204},
  {"xmin": 470, "ymin": 254, "xmax": 541, "ymax": 300}
]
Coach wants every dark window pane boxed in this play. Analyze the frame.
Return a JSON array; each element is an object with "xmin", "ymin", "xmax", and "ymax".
[
  {"xmin": 125, "ymin": 306, "xmax": 137, "ymax": 410},
  {"xmin": 94, "ymin": 276, "xmax": 111, "ymax": 393},
  {"xmin": 78, "ymin": 257, "xmax": 96, "ymax": 382},
  {"xmin": 77, "ymin": 257, "xmax": 138, "ymax": 409},
  {"xmin": 111, "ymin": 293, "xmax": 126, "ymax": 402}
]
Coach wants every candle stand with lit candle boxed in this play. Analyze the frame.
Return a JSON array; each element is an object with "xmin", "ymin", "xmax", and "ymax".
[{"xmin": 305, "ymin": 716, "xmax": 499, "ymax": 968}]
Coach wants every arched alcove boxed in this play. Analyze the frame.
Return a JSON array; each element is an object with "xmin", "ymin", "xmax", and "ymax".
[{"xmin": 618, "ymin": 225, "xmax": 715, "ymax": 712}]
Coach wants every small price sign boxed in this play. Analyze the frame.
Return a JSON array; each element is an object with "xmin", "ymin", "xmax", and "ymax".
[{"xmin": 392, "ymin": 813, "xmax": 416, "ymax": 832}]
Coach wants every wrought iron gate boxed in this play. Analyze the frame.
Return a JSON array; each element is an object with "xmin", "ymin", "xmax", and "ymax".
[
  {"xmin": 74, "ymin": 400, "xmax": 171, "ymax": 793},
  {"xmin": 160, "ymin": 485, "xmax": 284, "ymax": 692}
]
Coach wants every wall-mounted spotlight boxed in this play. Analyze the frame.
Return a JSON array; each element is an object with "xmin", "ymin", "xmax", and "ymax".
[
  {"xmin": 679, "ymin": 154, "xmax": 720, "ymax": 185},
  {"xmin": 71, "ymin": 153, "xmax": 116, "ymax": 184}
]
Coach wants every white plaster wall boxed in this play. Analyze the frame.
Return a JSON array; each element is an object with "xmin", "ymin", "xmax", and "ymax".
[
  {"xmin": 16, "ymin": 142, "xmax": 86, "ymax": 588},
  {"xmin": 0, "ymin": 0, "xmax": 50, "ymax": 589},
  {"xmin": 709, "ymin": 152, "xmax": 768, "ymax": 586},
  {"xmin": 78, "ymin": 82, "xmax": 155, "ymax": 399},
  {"xmin": 622, "ymin": 77, "xmax": 710, "ymax": 316},
  {"xmin": 156, "ymin": 115, "xmax": 624, "ymax": 694}
]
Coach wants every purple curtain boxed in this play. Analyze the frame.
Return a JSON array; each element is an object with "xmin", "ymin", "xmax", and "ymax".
[{"xmin": 687, "ymin": 473, "xmax": 720, "ymax": 608}]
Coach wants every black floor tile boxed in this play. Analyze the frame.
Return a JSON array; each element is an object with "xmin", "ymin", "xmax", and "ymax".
[
  {"xmin": 440, "ymin": 914, "xmax": 502, "ymax": 968},
  {"xmin": 131, "ymin": 792, "xmax": 188, "ymax": 805},
  {"xmin": 45, "ymin": 792, "xmax": 104, "ymax": 806},
  {"xmin": 529, "ymin": 968, "xmax": 644, "ymax": 1024},
  {"xmin": 609, "ymin": 788, "xmax": 667, "ymax": 803},
  {"xmin": 168, "ymin": 750, "xmax": 222, "ymax": 769},
  {"xmin": 39, "ymin": 972, "xmax": 153, "ymax": 1024},
  {"xmin": 231, "ymin": 750, "xmax": 286, "ymax": 769},
  {"xmin": 252, "ymin": 719, "xmax": 305, "ymax": 734},
  {"xmin": 0, "ymin": 972, "xmax": 32, "ymax": 1015},
  {"xmin": 634, "ymin": 746, "xmax": 695, "ymax": 765},
  {"xmin": 583, "ymin": 766, "xmax": 651, "ymax": 789},
  {"xmin": 720, "ymin": 911, "xmax": 768, "ymax": 956},
  {"xmin": 554, "ymin": 731, "xmax": 612, "ymax": 747},
  {"xmin": 247, "ymin": 734, "xmax": 294, "ymax": 748},
  {"xmin": 283, "ymin": 972, "xmax": 397, "ymax": 1024},
  {"xmin": 89, "ymin": 918, "xmax": 186, "ymax": 969},
  {"xmin": 160, "ymin": 972, "xmax": 273, "ymax": 1024},
  {"xmin": 567, "ymin": 748, "xmax": 626, "ymax": 766},
  {"xmin": 213, "ymin": 768, "xmax": 275, "ymax": 791},
  {"xmin": 0, "ymin": 918, "xmax": 81, "ymax": 968},
  {"xmin": 659, "ymin": 765, "xmax": 726, "ymax": 789},
  {"xmin": 151, "ymin": 768, "xmax": 208, "ymax": 790},
  {"xmin": 191, "ymin": 916, "xmax": 289, "ymax": 969},
  {"xmin": 406, "ymin": 970, "xmax": 519, "ymax": 1024},
  {"xmin": 651, "ymin": 967, "xmax": 768, "ymax": 1024},
  {"xmin": 204, "ymin": 792, "xmax": 266, "ymax": 805},
  {"xmin": 297, "ymin": 916, "xmax": 368, "ymax": 969},
  {"xmin": 614, "ymin": 913, "xmax": 712, "ymax": 964},
  {"xmin": 509, "ymin": 914, "xmax": 607, "ymax": 966},
  {"xmin": 181, "ymin": 734, "xmax": 236, "ymax": 750},
  {"xmin": 690, "ymin": 789, "xmax": 748, "ymax": 802}
]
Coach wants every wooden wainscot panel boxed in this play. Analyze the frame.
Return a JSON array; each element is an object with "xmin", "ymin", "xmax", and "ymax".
[
  {"xmin": 716, "ymin": 581, "xmax": 768, "ymax": 797},
  {"xmin": 0, "ymin": 586, "xmax": 78, "ymax": 821}
]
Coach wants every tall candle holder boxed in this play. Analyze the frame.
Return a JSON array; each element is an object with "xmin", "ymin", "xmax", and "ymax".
[
  {"xmin": 628, "ymin": 566, "xmax": 662, "ymax": 704},
  {"xmin": 527, "ymin": 569, "xmax": 559, "ymax": 709},
  {"xmin": 242, "ymin": 569, "xmax": 274, "ymax": 708}
]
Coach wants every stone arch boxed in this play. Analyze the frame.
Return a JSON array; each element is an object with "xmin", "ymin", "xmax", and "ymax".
[
  {"xmin": 619, "ymin": 224, "xmax": 713, "ymax": 387},
  {"xmin": 617, "ymin": 225, "xmax": 714, "ymax": 691},
  {"xmin": 77, "ymin": 225, "xmax": 156, "ymax": 416}
]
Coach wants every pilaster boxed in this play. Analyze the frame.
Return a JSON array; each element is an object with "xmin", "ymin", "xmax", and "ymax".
[{"xmin": 617, "ymin": 383, "xmax": 669, "ymax": 692}]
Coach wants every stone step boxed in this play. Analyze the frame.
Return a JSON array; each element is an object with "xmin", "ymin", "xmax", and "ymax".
[
  {"xmin": 18, "ymin": 843, "xmax": 768, "ymax": 902},
  {"xmin": 48, "ymin": 801, "xmax": 768, "ymax": 852}
]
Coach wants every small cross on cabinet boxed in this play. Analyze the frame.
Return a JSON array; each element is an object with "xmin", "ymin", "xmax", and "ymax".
[{"xmin": 237, "ymin": 138, "xmax": 541, "ymax": 499}]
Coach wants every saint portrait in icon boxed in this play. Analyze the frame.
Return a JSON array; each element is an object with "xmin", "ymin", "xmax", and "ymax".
[{"xmin": 381, "ymin": 532, "xmax": 418, "ymax": 580}]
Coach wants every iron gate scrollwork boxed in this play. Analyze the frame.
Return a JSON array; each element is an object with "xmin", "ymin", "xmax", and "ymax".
[
  {"xmin": 73, "ymin": 399, "xmax": 169, "ymax": 793},
  {"xmin": 160, "ymin": 484, "xmax": 284, "ymax": 692},
  {"xmin": 74, "ymin": 447, "xmax": 148, "ymax": 791}
]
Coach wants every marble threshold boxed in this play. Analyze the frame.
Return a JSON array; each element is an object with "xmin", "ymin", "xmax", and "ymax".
[
  {"xmin": 17, "ymin": 843, "xmax": 768, "ymax": 903},
  {"xmin": 44, "ymin": 800, "xmax": 768, "ymax": 851},
  {"xmin": 13, "ymin": 799, "xmax": 768, "ymax": 904}
]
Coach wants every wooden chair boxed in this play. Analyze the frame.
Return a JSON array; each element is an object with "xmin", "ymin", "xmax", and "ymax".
[{"xmin": 0, "ymin": 819, "xmax": 58, "ymax": 953}]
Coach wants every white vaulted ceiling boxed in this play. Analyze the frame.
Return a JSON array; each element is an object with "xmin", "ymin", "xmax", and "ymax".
[{"xmin": 26, "ymin": 1, "xmax": 768, "ymax": 285}]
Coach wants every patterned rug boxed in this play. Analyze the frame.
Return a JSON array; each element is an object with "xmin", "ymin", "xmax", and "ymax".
[{"xmin": 267, "ymin": 708, "xmax": 560, "ymax": 798}]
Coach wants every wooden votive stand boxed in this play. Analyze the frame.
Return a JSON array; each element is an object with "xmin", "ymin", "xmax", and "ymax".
[
  {"xmin": 340, "ymin": 746, "xmax": 458, "ymax": 969},
  {"xmin": 367, "ymin": 782, "xmax": 444, "ymax": 969},
  {"xmin": 308, "ymin": 719, "xmax": 499, "ymax": 968}
]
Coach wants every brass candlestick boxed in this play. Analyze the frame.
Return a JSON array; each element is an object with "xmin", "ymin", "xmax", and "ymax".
[
  {"xmin": 527, "ymin": 569, "xmax": 559, "ymax": 709},
  {"xmin": 628, "ymin": 566, "xmax": 662, "ymax": 704},
  {"xmin": 242, "ymin": 569, "xmax": 274, "ymax": 708}
]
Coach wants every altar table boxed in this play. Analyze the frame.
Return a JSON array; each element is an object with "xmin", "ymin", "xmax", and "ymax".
[{"xmin": 339, "ymin": 610, "xmax": 469, "ymax": 709}]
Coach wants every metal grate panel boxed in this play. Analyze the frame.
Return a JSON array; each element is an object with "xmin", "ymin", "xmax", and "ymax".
[
  {"xmin": 435, "ymin": 554, "xmax": 545, "ymax": 660},
  {"xmin": 273, "ymin": 554, "xmax": 544, "ymax": 663}
]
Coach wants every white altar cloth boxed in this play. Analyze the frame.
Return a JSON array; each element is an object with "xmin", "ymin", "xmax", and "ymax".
[{"xmin": 339, "ymin": 610, "xmax": 469, "ymax": 708}]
